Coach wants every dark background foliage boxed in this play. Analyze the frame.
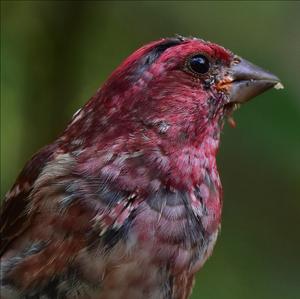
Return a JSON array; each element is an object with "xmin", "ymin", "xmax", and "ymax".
[{"xmin": 1, "ymin": 1, "xmax": 300, "ymax": 298}]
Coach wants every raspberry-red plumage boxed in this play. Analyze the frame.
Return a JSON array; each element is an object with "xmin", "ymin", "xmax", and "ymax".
[{"xmin": 0, "ymin": 36, "xmax": 281, "ymax": 299}]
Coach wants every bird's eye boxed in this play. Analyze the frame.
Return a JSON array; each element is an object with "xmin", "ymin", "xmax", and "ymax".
[{"xmin": 188, "ymin": 54, "xmax": 210, "ymax": 75}]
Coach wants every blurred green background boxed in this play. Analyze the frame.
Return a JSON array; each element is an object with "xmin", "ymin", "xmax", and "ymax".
[{"xmin": 1, "ymin": 1, "xmax": 300, "ymax": 298}]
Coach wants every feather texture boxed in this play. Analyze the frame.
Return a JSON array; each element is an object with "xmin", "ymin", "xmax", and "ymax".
[{"xmin": 1, "ymin": 36, "xmax": 281, "ymax": 299}]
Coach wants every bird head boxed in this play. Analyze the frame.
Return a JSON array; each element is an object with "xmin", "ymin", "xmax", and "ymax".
[{"xmin": 63, "ymin": 37, "xmax": 282, "ymax": 189}]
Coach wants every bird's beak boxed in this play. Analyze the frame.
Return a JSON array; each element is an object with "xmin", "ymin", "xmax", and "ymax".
[{"xmin": 222, "ymin": 57, "xmax": 283, "ymax": 104}]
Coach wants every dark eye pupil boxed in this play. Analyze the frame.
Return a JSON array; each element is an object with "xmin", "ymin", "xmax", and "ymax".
[{"xmin": 189, "ymin": 55, "xmax": 210, "ymax": 74}]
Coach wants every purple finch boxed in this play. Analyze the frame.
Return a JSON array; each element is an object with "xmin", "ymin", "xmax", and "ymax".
[{"xmin": 0, "ymin": 36, "xmax": 282, "ymax": 299}]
